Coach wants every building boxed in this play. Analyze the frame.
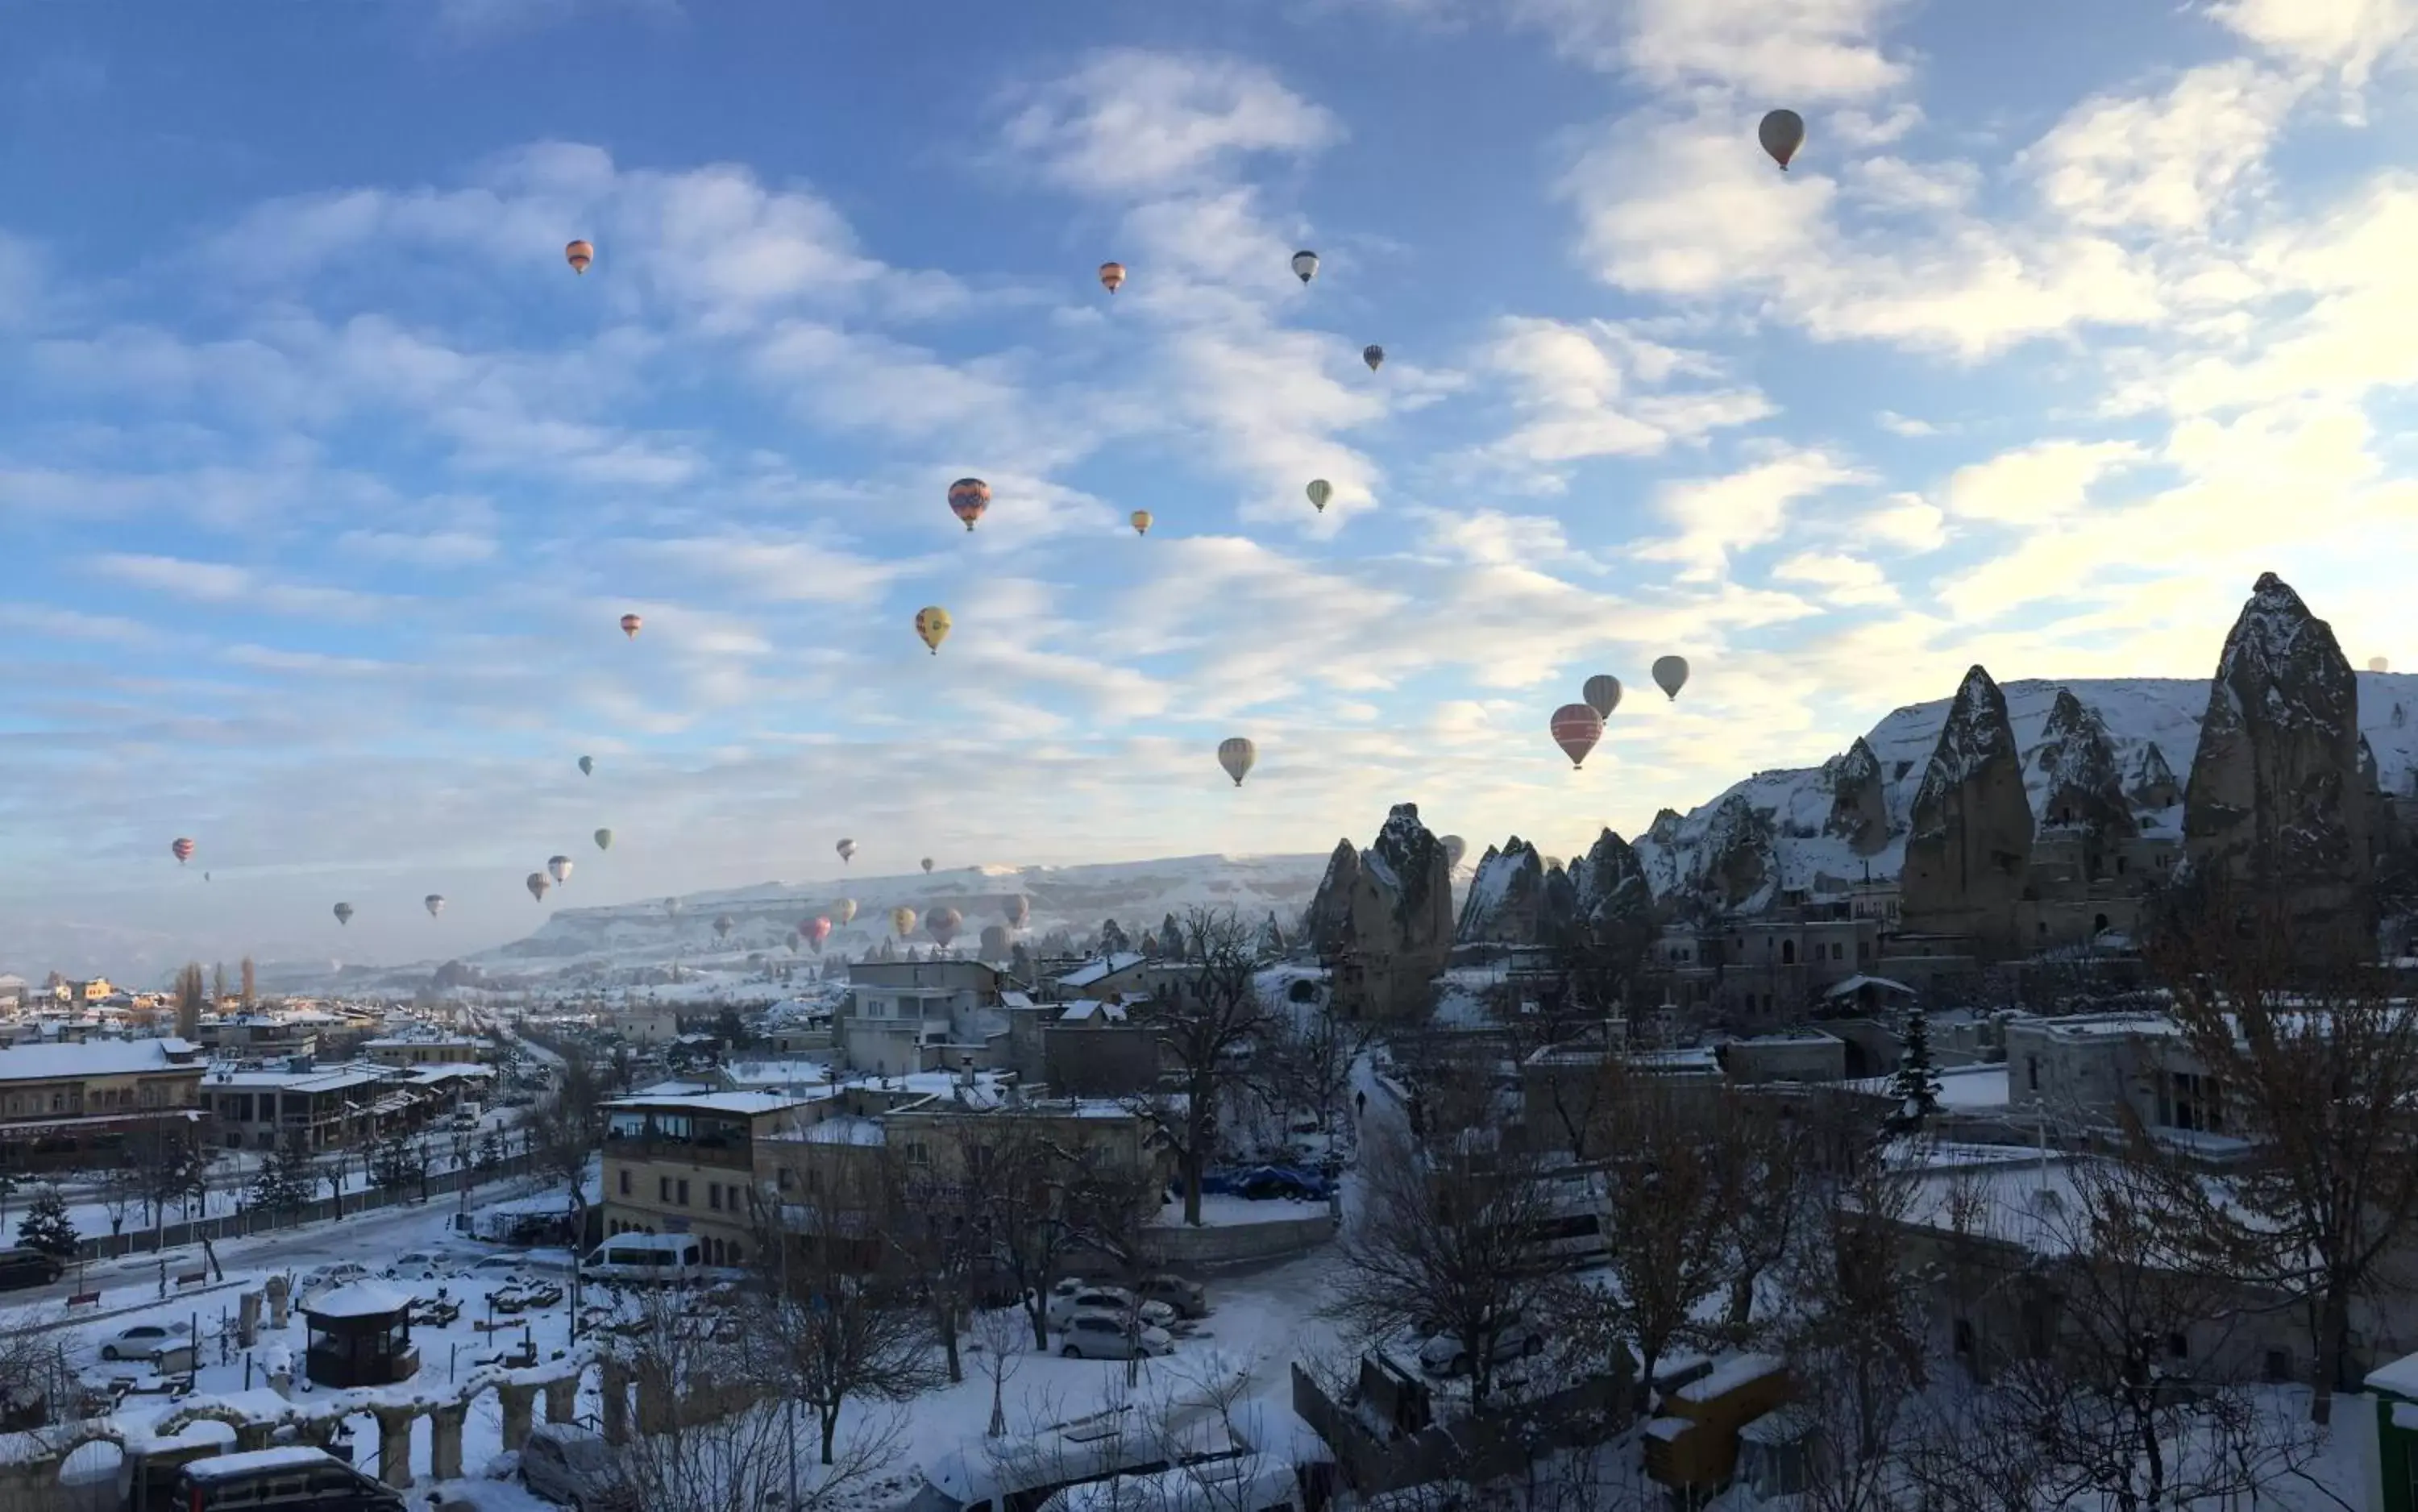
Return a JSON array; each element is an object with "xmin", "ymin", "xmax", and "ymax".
[
  {"xmin": 201, "ymin": 1061, "xmax": 413, "ymax": 1152},
  {"xmin": 195, "ymin": 1013, "xmax": 323, "ymax": 1061},
  {"xmin": 600, "ymin": 1090, "xmax": 810, "ymax": 1267},
  {"xmin": 1646, "ymin": 901, "xmax": 1883, "ymax": 1021},
  {"xmin": 837, "ymin": 958, "xmax": 1010, "ymax": 1075},
  {"xmin": 0, "ymin": 1037, "xmax": 208, "ymax": 1171},
  {"xmin": 1999, "ymin": 1011, "xmax": 2243, "ymax": 1154},
  {"xmin": 360, "ymin": 1035, "xmax": 491, "ymax": 1069}
]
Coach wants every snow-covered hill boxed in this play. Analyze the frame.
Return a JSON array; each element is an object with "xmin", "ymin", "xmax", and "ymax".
[
  {"xmin": 262, "ymin": 854, "xmax": 1328, "ymax": 992},
  {"xmin": 1635, "ymin": 672, "xmax": 2418, "ymax": 907}
]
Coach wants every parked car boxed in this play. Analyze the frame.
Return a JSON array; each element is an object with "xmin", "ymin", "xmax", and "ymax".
[
  {"xmin": 1132, "ymin": 1273, "xmax": 1208, "ymax": 1320},
  {"xmin": 520, "ymin": 1421, "xmax": 638, "ymax": 1511},
  {"xmin": 1194, "ymin": 1164, "xmax": 1331, "ymax": 1203},
  {"xmin": 0, "ymin": 1247, "xmax": 64, "ymax": 1292},
  {"xmin": 1058, "ymin": 1314, "xmax": 1175, "ymax": 1361},
  {"xmin": 1417, "ymin": 1319, "xmax": 1545, "ymax": 1377},
  {"xmin": 101, "ymin": 1323, "xmax": 191, "ymax": 1362},
  {"xmin": 1045, "ymin": 1282, "xmax": 1174, "ymax": 1333},
  {"xmin": 381, "ymin": 1252, "xmax": 451, "ymax": 1281},
  {"xmin": 175, "ymin": 1445, "xmax": 405, "ymax": 1510}
]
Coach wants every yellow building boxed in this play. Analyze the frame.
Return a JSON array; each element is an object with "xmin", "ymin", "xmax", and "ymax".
[
  {"xmin": 0, "ymin": 1037, "xmax": 207, "ymax": 1171},
  {"xmin": 600, "ymin": 1090, "xmax": 808, "ymax": 1267}
]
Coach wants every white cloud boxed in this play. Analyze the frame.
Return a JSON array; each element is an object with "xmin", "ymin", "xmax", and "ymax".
[
  {"xmin": 2208, "ymin": 0, "xmax": 2418, "ymax": 86},
  {"xmin": 2021, "ymin": 61, "xmax": 2302, "ymax": 234},
  {"xmin": 1511, "ymin": 0, "xmax": 1914, "ymax": 100},
  {"xmin": 998, "ymin": 50, "xmax": 1341, "ymax": 198},
  {"xmin": 1636, "ymin": 451, "xmax": 1870, "ymax": 580},
  {"xmin": 1469, "ymin": 316, "xmax": 1772, "ymax": 480},
  {"xmin": 1938, "ymin": 440, "xmax": 2146, "ymax": 525},
  {"xmin": 89, "ymin": 555, "xmax": 400, "ymax": 618},
  {"xmin": 1770, "ymin": 550, "xmax": 1897, "ymax": 606}
]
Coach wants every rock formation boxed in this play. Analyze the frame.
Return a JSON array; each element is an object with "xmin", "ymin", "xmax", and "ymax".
[
  {"xmin": 1825, "ymin": 737, "xmax": 1891, "ymax": 855},
  {"xmin": 2127, "ymin": 741, "xmax": 2183, "ymax": 810},
  {"xmin": 1570, "ymin": 828, "xmax": 1657, "ymax": 981},
  {"xmin": 1313, "ymin": 804, "xmax": 1456, "ymax": 1020},
  {"xmin": 1899, "ymin": 665, "xmax": 2035, "ymax": 957},
  {"xmin": 1456, "ymin": 839, "xmax": 1548, "ymax": 945},
  {"xmin": 2034, "ymin": 689, "xmax": 2136, "ymax": 837},
  {"xmin": 2181, "ymin": 573, "xmax": 2371, "ymax": 963},
  {"xmin": 1698, "ymin": 793, "xmax": 1778, "ymax": 912},
  {"xmin": 1648, "ymin": 808, "xmax": 1684, "ymax": 845}
]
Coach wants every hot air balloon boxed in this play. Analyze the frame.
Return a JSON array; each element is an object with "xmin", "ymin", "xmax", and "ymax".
[
  {"xmin": 1652, "ymin": 655, "xmax": 1690, "ymax": 701},
  {"xmin": 921, "ymin": 857, "xmax": 934, "ymax": 874},
  {"xmin": 425, "ymin": 895, "xmax": 446, "ymax": 918},
  {"xmin": 1759, "ymin": 109, "xmax": 1805, "ymax": 171},
  {"xmin": 714, "ymin": 914, "xmax": 734, "ymax": 941},
  {"xmin": 333, "ymin": 903, "xmax": 355, "ymax": 926},
  {"xmin": 891, "ymin": 906, "xmax": 918, "ymax": 939},
  {"xmin": 915, "ymin": 606, "xmax": 952, "ymax": 654},
  {"xmin": 1363, "ymin": 345, "xmax": 1384, "ymax": 372},
  {"xmin": 1131, "ymin": 510, "xmax": 1152, "ymax": 536},
  {"xmin": 1550, "ymin": 704, "xmax": 1605, "ymax": 770},
  {"xmin": 1442, "ymin": 835, "xmax": 1468, "ymax": 871},
  {"xmin": 805, "ymin": 916, "xmax": 832, "ymax": 952},
  {"xmin": 1584, "ymin": 675, "xmax": 1623, "ymax": 720},
  {"xmin": 1004, "ymin": 895, "xmax": 1029, "ymax": 929},
  {"xmin": 528, "ymin": 872, "xmax": 551, "ymax": 902},
  {"xmin": 979, "ymin": 924, "xmax": 1011, "ymax": 961},
  {"xmin": 172, "ymin": 837, "xmax": 195, "ymax": 866},
  {"xmin": 948, "ymin": 478, "xmax": 991, "ymax": 531},
  {"xmin": 548, "ymin": 855, "xmax": 574, "ymax": 886},
  {"xmin": 566, "ymin": 239, "xmax": 594, "ymax": 274},
  {"xmin": 594, "ymin": 829, "xmax": 613, "ymax": 851},
  {"xmin": 1099, "ymin": 261, "xmax": 1126, "ymax": 293},
  {"xmin": 837, "ymin": 898, "xmax": 858, "ymax": 925},
  {"xmin": 837, "ymin": 839, "xmax": 858, "ymax": 866},
  {"xmin": 1218, "ymin": 737, "xmax": 1257, "ymax": 787},
  {"xmin": 204, "ymin": 873, "xmax": 210, "ymax": 882},
  {"xmin": 664, "ymin": 897, "xmax": 683, "ymax": 918},
  {"xmin": 928, "ymin": 907, "xmax": 963, "ymax": 948},
  {"xmin": 579, "ymin": 755, "xmax": 594, "ymax": 776},
  {"xmin": 620, "ymin": 613, "xmax": 642, "ymax": 639},
  {"xmin": 1291, "ymin": 250, "xmax": 1319, "ymax": 284},
  {"xmin": 1306, "ymin": 480, "xmax": 1332, "ymax": 513},
  {"xmin": 2372, "ymin": 656, "xmax": 2392, "ymax": 673}
]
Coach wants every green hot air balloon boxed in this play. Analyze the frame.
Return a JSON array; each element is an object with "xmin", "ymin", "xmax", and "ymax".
[
  {"xmin": 594, "ymin": 829, "xmax": 614, "ymax": 851},
  {"xmin": 1306, "ymin": 480, "xmax": 1333, "ymax": 513}
]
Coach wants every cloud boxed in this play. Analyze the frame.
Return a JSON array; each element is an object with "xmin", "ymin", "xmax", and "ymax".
[
  {"xmin": 1468, "ymin": 316, "xmax": 1772, "ymax": 481},
  {"xmin": 2208, "ymin": 0, "xmax": 2418, "ymax": 86},
  {"xmin": 2021, "ymin": 61, "xmax": 2301, "ymax": 234},
  {"xmin": 1635, "ymin": 451, "xmax": 1871, "ymax": 580},
  {"xmin": 1770, "ymin": 550, "xmax": 1897, "ymax": 606},
  {"xmin": 1938, "ymin": 440, "xmax": 2146, "ymax": 525},
  {"xmin": 997, "ymin": 50, "xmax": 1342, "ymax": 198},
  {"xmin": 89, "ymin": 555, "xmax": 398, "ymax": 619},
  {"xmin": 1510, "ymin": 0, "xmax": 1915, "ymax": 100}
]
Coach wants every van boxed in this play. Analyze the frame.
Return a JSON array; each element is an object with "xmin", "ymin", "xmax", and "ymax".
[
  {"xmin": 172, "ymin": 1446, "xmax": 405, "ymax": 1510},
  {"xmin": 579, "ymin": 1233, "xmax": 704, "ymax": 1284},
  {"xmin": 0, "ymin": 1247, "xmax": 64, "ymax": 1293}
]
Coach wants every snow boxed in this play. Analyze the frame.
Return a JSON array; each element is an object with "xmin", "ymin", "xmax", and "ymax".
[
  {"xmin": 602, "ymin": 1090, "xmax": 805, "ymax": 1115},
  {"xmin": 2368, "ymin": 1350, "xmax": 2418, "ymax": 1400},
  {"xmin": 1822, "ymin": 974, "xmax": 1913, "ymax": 999},
  {"xmin": 1672, "ymin": 1352, "xmax": 1785, "ymax": 1404},
  {"xmin": 0, "ymin": 1038, "xmax": 202, "ymax": 1080},
  {"xmin": 1633, "ymin": 673, "xmax": 2418, "ymax": 906},
  {"xmin": 1059, "ymin": 953, "xmax": 1147, "ymax": 989},
  {"xmin": 181, "ymin": 1444, "xmax": 347, "ymax": 1479},
  {"xmin": 301, "ymin": 1280, "xmax": 412, "ymax": 1319},
  {"xmin": 1847, "ymin": 1064, "xmax": 2009, "ymax": 1109}
]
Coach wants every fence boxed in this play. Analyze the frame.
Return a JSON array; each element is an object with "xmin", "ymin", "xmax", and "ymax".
[{"xmin": 66, "ymin": 1153, "xmax": 539, "ymax": 1265}]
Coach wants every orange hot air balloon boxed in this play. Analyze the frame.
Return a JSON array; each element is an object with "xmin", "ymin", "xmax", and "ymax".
[
  {"xmin": 948, "ymin": 478, "xmax": 991, "ymax": 532},
  {"xmin": 1099, "ymin": 261, "xmax": 1127, "ymax": 293},
  {"xmin": 172, "ymin": 837, "xmax": 196, "ymax": 866},
  {"xmin": 1550, "ymin": 704, "xmax": 1605, "ymax": 770},
  {"xmin": 620, "ymin": 613, "xmax": 643, "ymax": 639},
  {"xmin": 1131, "ymin": 510, "xmax": 1153, "ymax": 536},
  {"xmin": 566, "ymin": 239, "xmax": 595, "ymax": 274}
]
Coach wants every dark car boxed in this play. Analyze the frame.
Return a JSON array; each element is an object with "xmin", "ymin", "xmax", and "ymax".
[
  {"xmin": 0, "ymin": 1247, "xmax": 64, "ymax": 1292},
  {"xmin": 174, "ymin": 1447, "xmax": 405, "ymax": 1510}
]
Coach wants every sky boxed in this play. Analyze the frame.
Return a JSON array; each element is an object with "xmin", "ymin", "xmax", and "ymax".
[{"xmin": 2, "ymin": 0, "xmax": 2416, "ymax": 978}]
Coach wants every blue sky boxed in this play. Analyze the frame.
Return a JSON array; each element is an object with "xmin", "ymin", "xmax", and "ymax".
[{"xmin": 2, "ymin": 0, "xmax": 2416, "ymax": 975}]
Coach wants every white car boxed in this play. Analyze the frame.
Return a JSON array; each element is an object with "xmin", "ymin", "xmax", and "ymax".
[
  {"xmin": 1418, "ymin": 1320, "xmax": 1545, "ymax": 1377},
  {"xmin": 1045, "ymin": 1282, "xmax": 1175, "ymax": 1333},
  {"xmin": 1058, "ymin": 1313, "xmax": 1175, "ymax": 1361},
  {"xmin": 383, "ymin": 1251, "xmax": 453, "ymax": 1281},
  {"xmin": 99, "ymin": 1323, "xmax": 191, "ymax": 1362}
]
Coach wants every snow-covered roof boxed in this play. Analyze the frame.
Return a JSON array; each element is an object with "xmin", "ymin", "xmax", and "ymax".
[
  {"xmin": 302, "ymin": 1279, "xmax": 412, "ymax": 1319},
  {"xmin": 1822, "ymin": 974, "xmax": 1915, "ymax": 1000},
  {"xmin": 1847, "ymin": 1063, "xmax": 2010, "ymax": 1110},
  {"xmin": 803, "ymin": 1115, "xmax": 886, "ymax": 1146},
  {"xmin": 0, "ymin": 1039, "xmax": 203, "ymax": 1082},
  {"xmin": 1057, "ymin": 953, "xmax": 1146, "ymax": 988},
  {"xmin": 181, "ymin": 1446, "xmax": 346, "ymax": 1481},
  {"xmin": 207, "ymin": 1065, "xmax": 391, "ymax": 1094},
  {"xmin": 359, "ymin": 1035, "xmax": 483, "ymax": 1048},
  {"xmin": 605, "ymin": 1090, "xmax": 806, "ymax": 1117},
  {"xmin": 1057, "ymin": 999, "xmax": 1128, "ymax": 1024},
  {"xmin": 2368, "ymin": 1350, "xmax": 2418, "ymax": 1399}
]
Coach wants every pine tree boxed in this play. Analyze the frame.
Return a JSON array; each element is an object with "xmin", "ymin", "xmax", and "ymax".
[
  {"xmin": 1886, "ymin": 1003, "xmax": 1943, "ymax": 1133},
  {"xmin": 240, "ymin": 956, "xmax": 256, "ymax": 1007},
  {"xmin": 1161, "ymin": 912, "xmax": 1185, "ymax": 961},
  {"xmin": 16, "ymin": 1183, "xmax": 77, "ymax": 1260},
  {"xmin": 1099, "ymin": 919, "xmax": 1131, "ymax": 955},
  {"xmin": 369, "ymin": 1130, "xmax": 426, "ymax": 1194},
  {"xmin": 248, "ymin": 1136, "xmax": 315, "ymax": 1215}
]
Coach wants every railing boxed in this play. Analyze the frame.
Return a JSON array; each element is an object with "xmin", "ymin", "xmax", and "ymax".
[{"xmin": 64, "ymin": 1152, "xmax": 539, "ymax": 1264}]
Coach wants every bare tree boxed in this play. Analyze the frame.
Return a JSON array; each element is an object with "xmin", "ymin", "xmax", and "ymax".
[
  {"xmin": 530, "ymin": 1047, "xmax": 604, "ymax": 1313},
  {"xmin": 970, "ymin": 1303, "xmax": 1027, "ymax": 1439},
  {"xmin": 2145, "ymin": 871, "xmax": 2418, "ymax": 1423},
  {"xmin": 0, "ymin": 1306, "xmax": 73, "ymax": 1432},
  {"xmin": 173, "ymin": 962, "xmax": 206, "ymax": 1041},
  {"xmin": 1265, "ymin": 997, "xmax": 1371, "ymax": 1163},
  {"xmin": 239, "ymin": 956, "xmax": 256, "ymax": 1007},
  {"xmin": 1126, "ymin": 906, "xmax": 1271, "ymax": 1227},
  {"xmin": 747, "ymin": 1165, "xmax": 943, "ymax": 1467},
  {"xmin": 1327, "ymin": 1087, "xmax": 1564, "ymax": 1403}
]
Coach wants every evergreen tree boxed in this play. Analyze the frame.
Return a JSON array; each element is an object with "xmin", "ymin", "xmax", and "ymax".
[
  {"xmin": 240, "ymin": 956, "xmax": 257, "ymax": 1006},
  {"xmin": 1161, "ymin": 912, "xmax": 1186, "ymax": 961},
  {"xmin": 173, "ymin": 962, "xmax": 207, "ymax": 1041},
  {"xmin": 1885, "ymin": 1003, "xmax": 1943, "ymax": 1133},
  {"xmin": 476, "ymin": 1128, "xmax": 505, "ymax": 1173},
  {"xmin": 15, "ymin": 1183, "xmax": 77, "ymax": 1260},
  {"xmin": 1140, "ymin": 931, "xmax": 1161, "ymax": 959},
  {"xmin": 248, "ymin": 1135, "xmax": 316, "ymax": 1216},
  {"xmin": 369, "ymin": 1129, "xmax": 426, "ymax": 1194},
  {"xmin": 1099, "ymin": 918, "xmax": 1131, "ymax": 956}
]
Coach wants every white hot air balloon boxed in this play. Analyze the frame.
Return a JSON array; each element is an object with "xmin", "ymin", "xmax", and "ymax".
[
  {"xmin": 424, "ymin": 895, "xmax": 446, "ymax": 918},
  {"xmin": 547, "ymin": 855, "xmax": 574, "ymax": 886},
  {"xmin": 1217, "ymin": 737, "xmax": 1257, "ymax": 787}
]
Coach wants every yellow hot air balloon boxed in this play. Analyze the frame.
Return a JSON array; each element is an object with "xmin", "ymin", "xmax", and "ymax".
[
  {"xmin": 566, "ymin": 239, "xmax": 595, "ymax": 274},
  {"xmin": 891, "ymin": 906, "xmax": 919, "ymax": 938},
  {"xmin": 1306, "ymin": 480, "xmax": 1333, "ymax": 513},
  {"xmin": 1099, "ymin": 261, "xmax": 1127, "ymax": 293},
  {"xmin": 915, "ymin": 606, "xmax": 952, "ymax": 655},
  {"xmin": 1131, "ymin": 510, "xmax": 1153, "ymax": 536}
]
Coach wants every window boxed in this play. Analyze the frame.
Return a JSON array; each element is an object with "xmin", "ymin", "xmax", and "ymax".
[
  {"xmin": 659, "ymin": 1176, "xmax": 671, "ymax": 1203},
  {"xmin": 618, "ymin": 1169, "xmax": 631, "ymax": 1196},
  {"xmin": 1781, "ymin": 941, "xmax": 1797, "ymax": 965},
  {"xmin": 904, "ymin": 1141, "xmax": 930, "ymax": 1166},
  {"xmin": 677, "ymin": 1179, "xmax": 690, "ymax": 1206},
  {"xmin": 708, "ymin": 1183, "xmax": 721, "ymax": 1211},
  {"xmin": 2265, "ymin": 1349, "xmax": 2291, "ymax": 1384},
  {"xmin": 2092, "ymin": 912, "xmax": 2110, "ymax": 935},
  {"xmin": 1830, "ymin": 941, "xmax": 1844, "ymax": 961},
  {"xmin": 727, "ymin": 1240, "xmax": 742, "ymax": 1265},
  {"xmin": 2167, "ymin": 1331, "xmax": 2189, "ymax": 1360},
  {"xmin": 777, "ymin": 1168, "xmax": 795, "ymax": 1191},
  {"xmin": 1953, "ymin": 1319, "xmax": 1974, "ymax": 1357},
  {"xmin": 2027, "ymin": 1057, "xmax": 2040, "ymax": 1093}
]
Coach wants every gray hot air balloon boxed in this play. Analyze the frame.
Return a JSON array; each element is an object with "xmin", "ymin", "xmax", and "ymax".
[
  {"xmin": 1004, "ymin": 895, "xmax": 1029, "ymax": 929},
  {"xmin": 979, "ymin": 923, "xmax": 1011, "ymax": 961},
  {"xmin": 1363, "ymin": 344, "xmax": 1384, "ymax": 372},
  {"xmin": 333, "ymin": 903, "xmax": 355, "ymax": 926},
  {"xmin": 594, "ymin": 829, "xmax": 613, "ymax": 851},
  {"xmin": 1584, "ymin": 674, "xmax": 1623, "ymax": 720},
  {"xmin": 928, "ymin": 907, "xmax": 964, "ymax": 948},
  {"xmin": 1218, "ymin": 737, "xmax": 1257, "ymax": 787},
  {"xmin": 714, "ymin": 914, "xmax": 734, "ymax": 941},
  {"xmin": 1651, "ymin": 655, "xmax": 1690, "ymax": 701},
  {"xmin": 425, "ymin": 894, "xmax": 446, "ymax": 918},
  {"xmin": 836, "ymin": 898, "xmax": 858, "ymax": 926},
  {"xmin": 663, "ymin": 896, "xmax": 683, "ymax": 918},
  {"xmin": 837, "ymin": 838, "xmax": 858, "ymax": 865},
  {"xmin": 578, "ymin": 755, "xmax": 594, "ymax": 776},
  {"xmin": 921, "ymin": 857, "xmax": 934, "ymax": 874},
  {"xmin": 547, "ymin": 855, "xmax": 574, "ymax": 886},
  {"xmin": 1290, "ymin": 249, "xmax": 1319, "ymax": 284},
  {"xmin": 1442, "ymin": 835, "xmax": 1467, "ymax": 871},
  {"xmin": 1305, "ymin": 480, "xmax": 1332, "ymax": 513},
  {"xmin": 1759, "ymin": 108, "xmax": 1805, "ymax": 170},
  {"xmin": 529, "ymin": 872, "xmax": 552, "ymax": 902}
]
